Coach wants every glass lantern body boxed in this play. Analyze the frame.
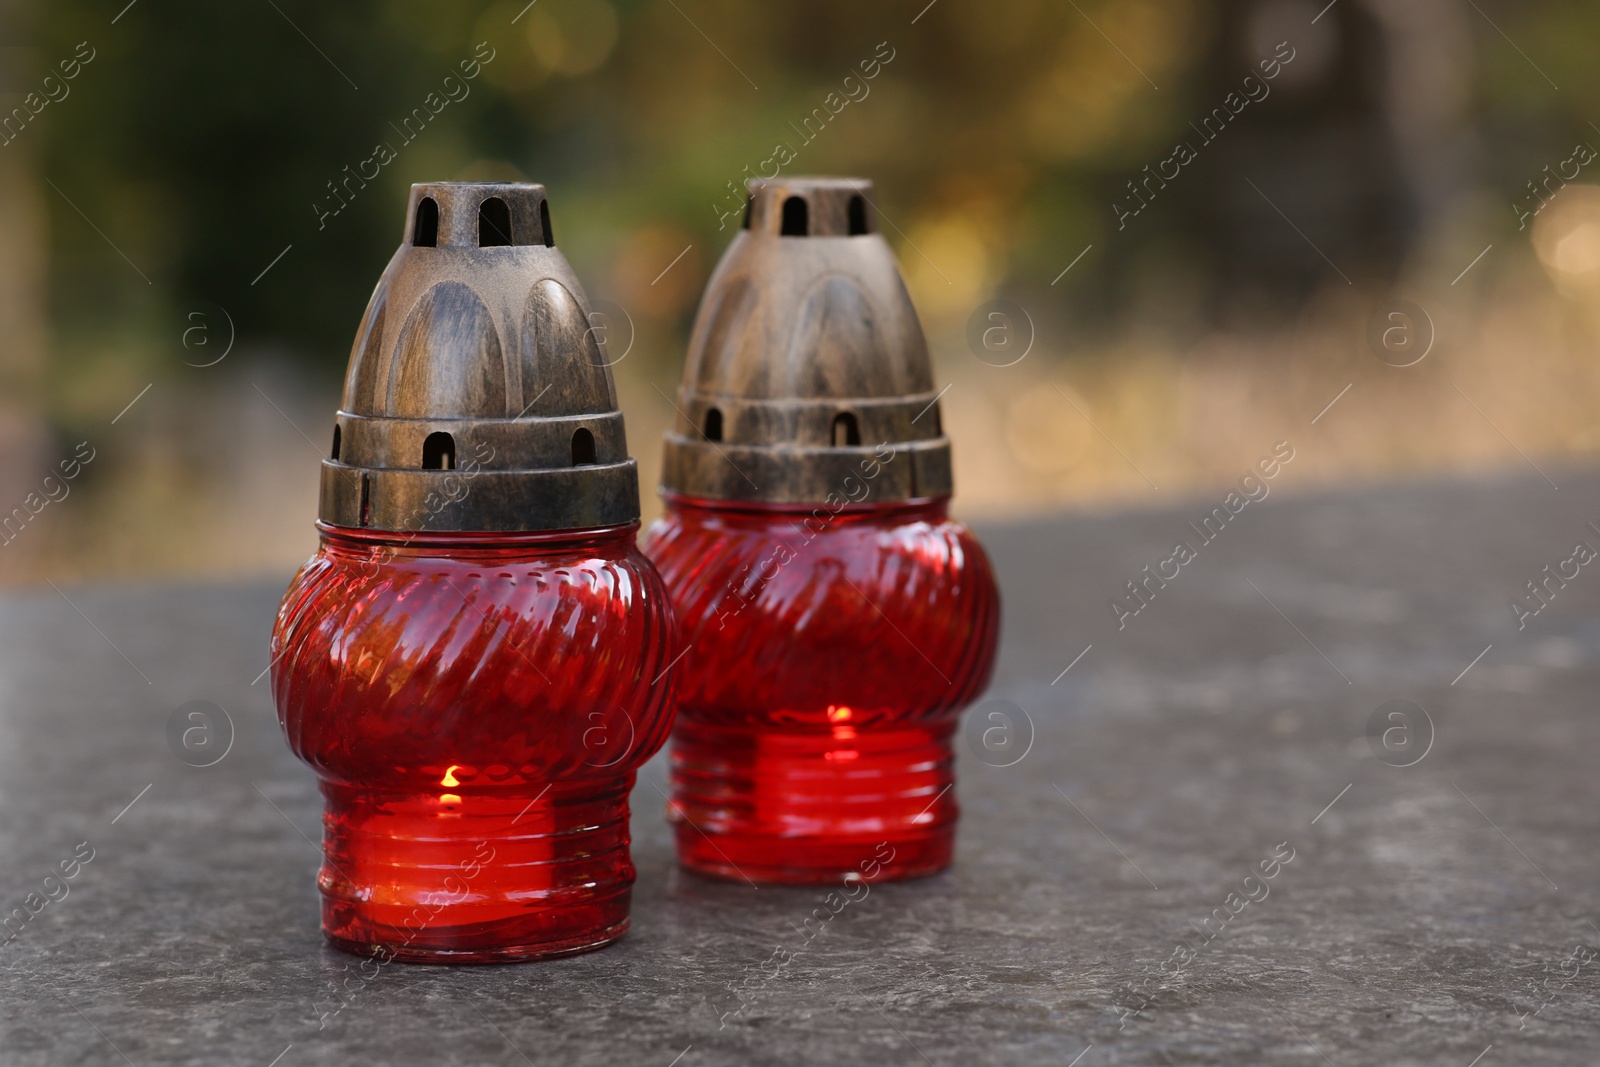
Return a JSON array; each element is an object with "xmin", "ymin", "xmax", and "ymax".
[
  {"xmin": 271, "ymin": 523, "xmax": 677, "ymax": 963},
  {"xmin": 642, "ymin": 494, "xmax": 1000, "ymax": 884}
]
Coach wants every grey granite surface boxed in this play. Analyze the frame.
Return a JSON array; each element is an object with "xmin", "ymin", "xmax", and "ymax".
[{"xmin": 1, "ymin": 467, "xmax": 1597, "ymax": 1066}]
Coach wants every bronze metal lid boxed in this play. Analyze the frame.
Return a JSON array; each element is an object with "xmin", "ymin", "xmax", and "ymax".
[
  {"xmin": 320, "ymin": 182, "xmax": 639, "ymax": 532},
  {"xmin": 660, "ymin": 176, "xmax": 951, "ymax": 504}
]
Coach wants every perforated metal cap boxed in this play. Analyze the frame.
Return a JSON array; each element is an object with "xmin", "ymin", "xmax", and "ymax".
[
  {"xmin": 660, "ymin": 176, "xmax": 951, "ymax": 504},
  {"xmin": 320, "ymin": 182, "xmax": 639, "ymax": 532}
]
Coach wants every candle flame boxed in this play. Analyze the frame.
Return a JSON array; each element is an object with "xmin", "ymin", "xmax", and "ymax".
[{"xmin": 438, "ymin": 765, "xmax": 463, "ymax": 809}]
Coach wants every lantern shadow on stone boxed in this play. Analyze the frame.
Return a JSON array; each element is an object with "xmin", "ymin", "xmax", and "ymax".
[
  {"xmin": 643, "ymin": 176, "xmax": 1002, "ymax": 885},
  {"xmin": 270, "ymin": 183, "xmax": 679, "ymax": 963}
]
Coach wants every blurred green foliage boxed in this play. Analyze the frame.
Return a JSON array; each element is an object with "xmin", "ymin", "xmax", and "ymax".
[{"xmin": 25, "ymin": 0, "xmax": 1600, "ymax": 414}]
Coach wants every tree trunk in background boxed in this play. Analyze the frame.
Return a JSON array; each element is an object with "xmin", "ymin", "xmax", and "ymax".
[
  {"xmin": 0, "ymin": 0, "xmax": 60, "ymax": 562},
  {"xmin": 1364, "ymin": 0, "xmax": 1476, "ymax": 269},
  {"xmin": 1176, "ymin": 0, "xmax": 1473, "ymax": 320}
]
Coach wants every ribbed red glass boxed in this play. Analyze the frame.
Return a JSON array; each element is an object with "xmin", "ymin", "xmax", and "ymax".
[
  {"xmin": 642, "ymin": 494, "xmax": 1000, "ymax": 884},
  {"xmin": 271, "ymin": 523, "xmax": 677, "ymax": 963}
]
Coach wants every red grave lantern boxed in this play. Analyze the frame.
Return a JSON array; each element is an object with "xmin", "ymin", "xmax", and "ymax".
[
  {"xmin": 644, "ymin": 177, "xmax": 1001, "ymax": 885},
  {"xmin": 271, "ymin": 183, "xmax": 678, "ymax": 962}
]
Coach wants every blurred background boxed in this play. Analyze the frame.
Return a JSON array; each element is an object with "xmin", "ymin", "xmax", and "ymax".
[{"xmin": 2, "ymin": 0, "xmax": 1599, "ymax": 584}]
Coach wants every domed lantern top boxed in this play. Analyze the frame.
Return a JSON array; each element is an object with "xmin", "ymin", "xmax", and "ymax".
[
  {"xmin": 321, "ymin": 182, "xmax": 638, "ymax": 532},
  {"xmin": 660, "ymin": 176, "xmax": 952, "ymax": 504}
]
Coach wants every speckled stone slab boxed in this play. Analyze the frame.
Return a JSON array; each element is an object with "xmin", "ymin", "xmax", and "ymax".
[{"xmin": 1, "ymin": 467, "xmax": 1596, "ymax": 1066}]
